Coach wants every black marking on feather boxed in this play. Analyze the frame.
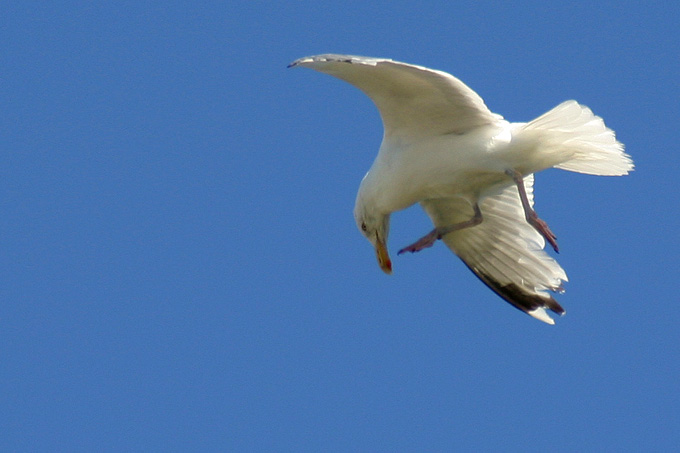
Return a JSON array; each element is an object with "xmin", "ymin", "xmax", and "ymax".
[{"xmin": 464, "ymin": 264, "xmax": 565, "ymax": 317}]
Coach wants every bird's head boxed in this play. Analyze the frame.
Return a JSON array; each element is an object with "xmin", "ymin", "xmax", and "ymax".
[{"xmin": 354, "ymin": 204, "xmax": 392, "ymax": 275}]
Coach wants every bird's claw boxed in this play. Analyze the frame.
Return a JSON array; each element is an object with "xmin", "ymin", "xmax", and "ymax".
[
  {"xmin": 529, "ymin": 215, "xmax": 559, "ymax": 253},
  {"xmin": 398, "ymin": 230, "xmax": 439, "ymax": 255}
]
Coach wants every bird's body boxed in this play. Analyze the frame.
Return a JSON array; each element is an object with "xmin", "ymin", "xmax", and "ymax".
[
  {"xmin": 364, "ymin": 121, "xmax": 515, "ymax": 212},
  {"xmin": 290, "ymin": 54, "xmax": 633, "ymax": 324}
]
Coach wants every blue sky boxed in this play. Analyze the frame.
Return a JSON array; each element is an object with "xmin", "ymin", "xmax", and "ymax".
[{"xmin": 2, "ymin": 1, "xmax": 679, "ymax": 450}]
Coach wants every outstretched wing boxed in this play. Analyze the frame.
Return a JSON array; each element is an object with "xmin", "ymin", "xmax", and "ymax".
[
  {"xmin": 289, "ymin": 54, "xmax": 503, "ymax": 140},
  {"xmin": 420, "ymin": 175, "xmax": 568, "ymax": 324}
]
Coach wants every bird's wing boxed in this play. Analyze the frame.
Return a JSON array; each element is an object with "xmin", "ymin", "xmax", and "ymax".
[
  {"xmin": 289, "ymin": 54, "xmax": 503, "ymax": 139},
  {"xmin": 419, "ymin": 175, "xmax": 568, "ymax": 324}
]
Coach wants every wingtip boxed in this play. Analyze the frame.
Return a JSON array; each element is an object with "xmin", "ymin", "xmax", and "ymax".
[
  {"xmin": 527, "ymin": 305, "xmax": 567, "ymax": 325},
  {"xmin": 287, "ymin": 58, "xmax": 305, "ymax": 68},
  {"xmin": 528, "ymin": 307, "xmax": 556, "ymax": 325},
  {"xmin": 287, "ymin": 54, "xmax": 390, "ymax": 70},
  {"xmin": 287, "ymin": 56, "xmax": 314, "ymax": 68}
]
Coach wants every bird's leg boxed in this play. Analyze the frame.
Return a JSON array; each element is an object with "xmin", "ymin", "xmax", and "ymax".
[
  {"xmin": 398, "ymin": 204, "xmax": 483, "ymax": 255},
  {"xmin": 505, "ymin": 169, "xmax": 559, "ymax": 253}
]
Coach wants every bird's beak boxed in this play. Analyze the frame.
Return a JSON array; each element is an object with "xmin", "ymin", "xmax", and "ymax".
[{"xmin": 375, "ymin": 235, "xmax": 392, "ymax": 275}]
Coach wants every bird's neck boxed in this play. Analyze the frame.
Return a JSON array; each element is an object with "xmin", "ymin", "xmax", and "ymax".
[{"xmin": 358, "ymin": 166, "xmax": 404, "ymax": 215}]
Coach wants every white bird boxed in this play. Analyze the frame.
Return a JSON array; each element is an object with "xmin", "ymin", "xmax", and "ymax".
[{"xmin": 289, "ymin": 54, "xmax": 633, "ymax": 324}]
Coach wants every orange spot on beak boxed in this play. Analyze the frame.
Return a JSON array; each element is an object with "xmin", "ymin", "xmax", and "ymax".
[{"xmin": 376, "ymin": 237, "xmax": 392, "ymax": 275}]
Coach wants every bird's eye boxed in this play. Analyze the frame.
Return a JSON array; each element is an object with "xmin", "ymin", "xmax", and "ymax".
[{"xmin": 361, "ymin": 222, "xmax": 367, "ymax": 232}]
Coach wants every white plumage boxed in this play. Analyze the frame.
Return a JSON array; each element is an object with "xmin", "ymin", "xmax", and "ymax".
[{"xmin": 290, "ymin": 54, "xmax": 633, "ymax": 324}]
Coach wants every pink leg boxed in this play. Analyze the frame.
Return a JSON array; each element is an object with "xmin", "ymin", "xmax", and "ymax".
[
  {"xmin": 505, "ymin": 169, "xmax": 559, "ymax": 253},
  {"xmin": 398, "ymin": 204, "xmax": 482, "ymax": 255}
]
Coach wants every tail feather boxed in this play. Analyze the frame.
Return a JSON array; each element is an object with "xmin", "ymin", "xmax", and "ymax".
[{"xmin": 522, "ymin": 100, "xmax": 634, "ymax": 176}]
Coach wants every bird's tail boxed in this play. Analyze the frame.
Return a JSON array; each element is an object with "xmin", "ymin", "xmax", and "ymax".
[{"xmin": 520, "ymin": 100, "xmax": 633, "ymax": 176}]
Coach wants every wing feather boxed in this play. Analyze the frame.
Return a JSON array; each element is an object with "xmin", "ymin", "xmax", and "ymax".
[
  {"xmin": 289, "ymin": 54, "xmax": 502, "ymax": 139},
  {"xmin": 420, "ymin": 175, "xmax": 567, "ymax": 323}
]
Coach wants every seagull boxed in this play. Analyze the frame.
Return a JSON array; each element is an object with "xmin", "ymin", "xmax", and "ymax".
[{"xmin": 289, "ymin": 54, "xmax": 633, "ymax": 324}]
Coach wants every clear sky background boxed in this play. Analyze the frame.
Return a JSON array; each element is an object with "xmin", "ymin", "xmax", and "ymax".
[{"xmin": 2, "ymin": 1, "xmax": 679, "ymax": 450}]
